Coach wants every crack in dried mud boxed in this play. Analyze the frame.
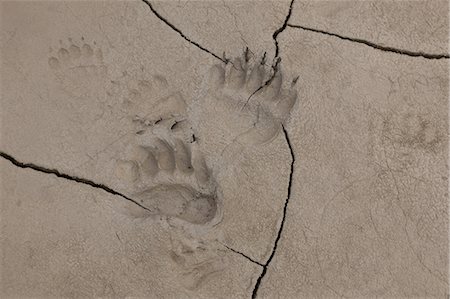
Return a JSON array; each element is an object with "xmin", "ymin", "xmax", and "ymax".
[
  {"xmin": 0, "ymin": 151, "xmax": 151, "ymax": 212},
  {"xmin": 245, "ymin": 0, "xmax": 295, "ymax": 108},
  {"xmin": 260, "ymin": 0, "xmax": 295, "ymax": 84},
  {"xmin": 222, "ymin": 244, "xmax": 264, "ymax": 267},
  {"xmin": 288, "ymin": 24, "xmax": 450, "ymax": 59},
  {"xmin": 140, "ymin": 0, "xmax": 228, "ymax": 63},
  {"xmin": 249, "ymin": 2, "xmax": 297, "ymax": 297},
  {"xmin": 5, "ymin": 1, "xmax": 297, "ymax": 296},
  {"xmin": 272, "ymin": 0, "xmax": 295, "ymax": 59},
  {"xmin": 251, "ymin": 125, "xmax": 295, "ymax": 299}
]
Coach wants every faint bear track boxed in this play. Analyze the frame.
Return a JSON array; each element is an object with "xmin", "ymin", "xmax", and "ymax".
[
  {"xmin": 48, "ymin": 37, "xmax": 107, "ymax": 98},
  {"xmin": 189, "ymin": 50, "xmax": 297, "ymax": 165},
  {"xmin": 169, "ymin": 234, "xmax": 225, "ymax": 291},
  {"xmin": 114, "ymin": 87, "xmax": 220, "ymax": 225},
  {"xmin": 113, "ymin": 70, "xmax": 173, "ymax": 119}
]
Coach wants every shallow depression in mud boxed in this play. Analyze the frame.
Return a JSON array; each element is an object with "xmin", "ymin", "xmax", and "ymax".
[{"xmin": 133, "ymin": 184, "xmax": 218, "ymax": 224}]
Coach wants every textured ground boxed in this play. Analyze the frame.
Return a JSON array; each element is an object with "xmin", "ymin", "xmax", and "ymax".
[{"xmin": 1, "ymin": 1, "xmax": 448, "ymax": 298}]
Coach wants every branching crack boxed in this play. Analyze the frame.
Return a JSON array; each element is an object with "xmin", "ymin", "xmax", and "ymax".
[
  {"xmin": 288, "ymin": 24, "xmax": 450, "ymax": 60},
  {"xmin": 251, "ymin": 125, "xmax": 295, "ymax": 299},
  {"xmin": 140, "ymin": 0, "xmax": 228, "ymax": 63},
  {"xmin": 0, "ymin": 151, "xmax": 151, "ymax": 212}
]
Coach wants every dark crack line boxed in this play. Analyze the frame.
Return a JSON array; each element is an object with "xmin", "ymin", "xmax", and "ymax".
[
  {"xmin": 222, "ymin": 244, "xmax": 264, "ymax": 267},
  {"xmin": 288, "ymin": 24, "xmax": 450, "ymax": 60},
  {"xmin": 243, "ymin": 56, "xmax": 281, "ymax": 108},
  {"xmin": 140, "ymin": 0, "xmax": 228, "ymax": 63},
  {"xmin": 272, "ymin": 0, "xmax": 295, "ymax": 59},
  {"xmin": 0, "ymin": 151, "xmax": 152, "ymax": 212},
  {"xmin": 249, "ymin": 3, "xmax": 296, "ymax": 296},
  {"xmin": 251, "ymin": 125, "xmax": 295, "ymax": 299},
  {"xmin": 245, "ymin": 0, "xmax": 295, "ymax": 108}
]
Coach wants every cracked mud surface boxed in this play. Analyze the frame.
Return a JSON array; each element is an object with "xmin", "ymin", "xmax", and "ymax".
[{"xmin": 1, "ymin": 1, "xmax": 449, "ymax": 298}]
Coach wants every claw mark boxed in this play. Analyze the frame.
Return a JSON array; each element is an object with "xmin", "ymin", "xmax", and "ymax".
[
  {"xmin": 261, "ymin": 52, "xmax": 267, "ymax": 65},
  {"xmin": 246, "ymin": 0, "xmax": 296, "ymax": 106},
  {"xmin": 244, "ymin": 47, "xmax": 250, "ymax": 62}
]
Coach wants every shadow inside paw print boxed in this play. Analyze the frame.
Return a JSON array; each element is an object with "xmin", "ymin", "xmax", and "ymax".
[{"xmin": 114, "ymin": 84, "xmax": 220, "ymax": 225}]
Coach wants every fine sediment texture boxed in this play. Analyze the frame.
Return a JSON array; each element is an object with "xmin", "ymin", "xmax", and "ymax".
[{"xmin": 1, "ymin": 0, "xmax": 448, "ymax": 298}]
